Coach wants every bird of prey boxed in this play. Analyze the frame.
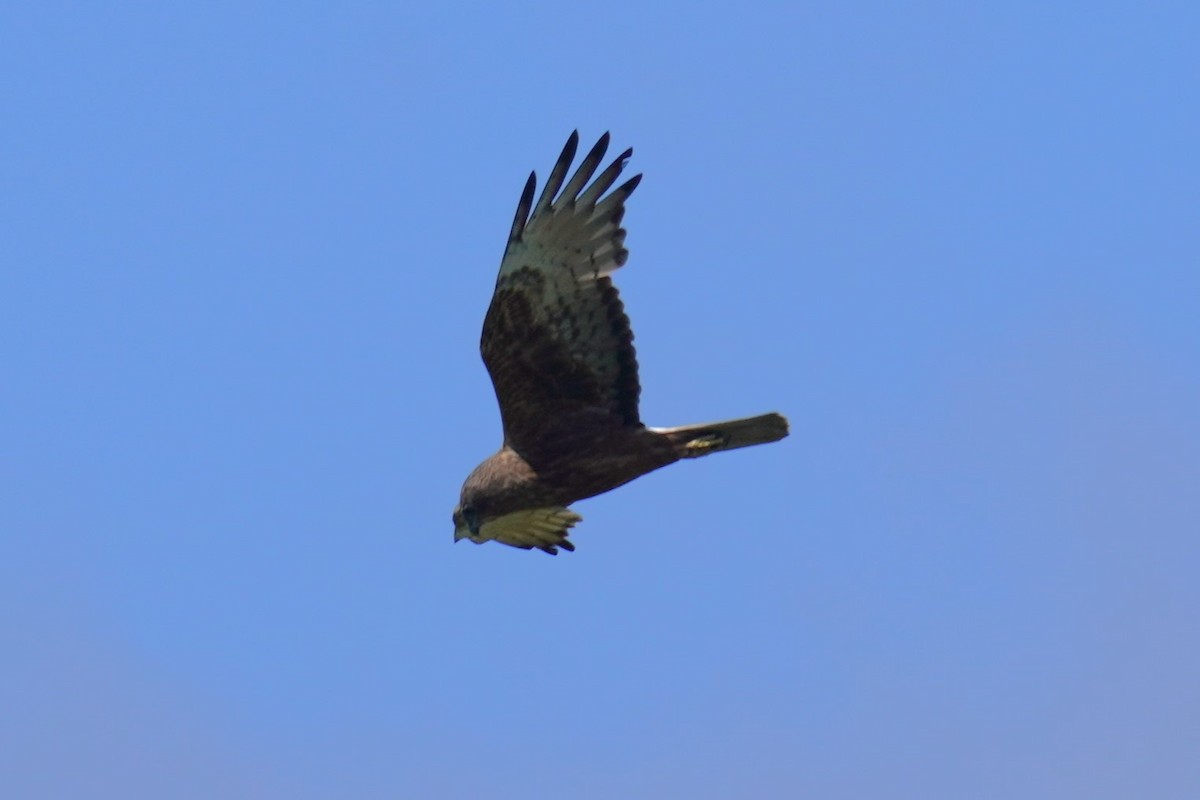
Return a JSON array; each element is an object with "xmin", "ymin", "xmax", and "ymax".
[{"xmin": 453, "ymin": 131, "xmax": 788, "ymax": 554}]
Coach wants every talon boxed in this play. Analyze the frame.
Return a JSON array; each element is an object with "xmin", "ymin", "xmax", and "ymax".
[{"xmin": 683, "ymin": 432, "xmax": 728, "ymax": 457}]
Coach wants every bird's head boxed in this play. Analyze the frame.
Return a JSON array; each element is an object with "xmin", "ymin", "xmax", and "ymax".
[
  {"xmin": 452, "ymin": 502, "xmax": 483, "ymax": 544},
  {"xmin": 451, "ymin": 452, "xmax": 581, "ymax": 553}
]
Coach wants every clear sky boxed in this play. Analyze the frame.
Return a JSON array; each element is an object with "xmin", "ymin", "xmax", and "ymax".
[{"xmin": 3, "ymin": 2, "xmax": 1198, "ymax": 797}]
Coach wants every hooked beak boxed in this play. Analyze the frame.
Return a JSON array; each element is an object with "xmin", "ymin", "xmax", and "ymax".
[
  {"xmin": 453, "ymin": 505, "xmax": 480, "ymax": 544},
  {"xmin": 453, "ymin": 521, "xmax": 480, "ymax": 543}
]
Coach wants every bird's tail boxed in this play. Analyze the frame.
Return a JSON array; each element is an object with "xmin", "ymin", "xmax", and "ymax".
[{"xmin": 653, "ymin": 412, "xmax": 789, "ymax": 459}]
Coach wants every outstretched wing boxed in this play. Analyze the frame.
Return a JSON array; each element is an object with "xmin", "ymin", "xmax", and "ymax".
[{"xmin": 481, "ymin": 131, "xmax": 643, "ymax": 466}]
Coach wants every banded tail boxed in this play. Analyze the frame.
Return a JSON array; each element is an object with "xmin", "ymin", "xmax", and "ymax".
[{"xmin": 654, "ymin": 412, "xmax": 789, "ymax": 459}]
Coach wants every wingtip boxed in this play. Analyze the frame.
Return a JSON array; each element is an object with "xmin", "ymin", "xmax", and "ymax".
[{"xmin": 508, "ymin": 170, "xmax": 538, "ymax": 244}]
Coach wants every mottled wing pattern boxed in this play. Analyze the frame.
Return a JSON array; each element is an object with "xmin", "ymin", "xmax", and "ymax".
[{"xmin": 481, "ymin": 131, "xmax": 644, "ymax": 466}]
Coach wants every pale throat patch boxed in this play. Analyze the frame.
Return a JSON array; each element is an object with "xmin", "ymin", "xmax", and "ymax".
[{"xmin": 468, "ymin": 506, "xmax": 583, "ymax": 549}]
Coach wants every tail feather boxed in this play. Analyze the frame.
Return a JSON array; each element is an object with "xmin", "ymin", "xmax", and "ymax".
[{"xmin": 653, "ymin": 412, "xmax": 789, "ymax": 459}]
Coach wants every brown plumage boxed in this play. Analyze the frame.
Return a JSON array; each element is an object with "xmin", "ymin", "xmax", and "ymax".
[{"xmin": 453, "ymin": 131, "xmax": 788, "ymax": 554}]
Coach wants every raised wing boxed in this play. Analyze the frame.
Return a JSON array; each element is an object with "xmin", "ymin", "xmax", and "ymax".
[{"xmin": 481, "ymin": 131, "xmax": 644, "ymax": 465}]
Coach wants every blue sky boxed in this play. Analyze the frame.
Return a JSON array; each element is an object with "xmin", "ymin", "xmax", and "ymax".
[{"xmin": 3, "ymin": 2, "xmax": 1198, "ymax": 797}]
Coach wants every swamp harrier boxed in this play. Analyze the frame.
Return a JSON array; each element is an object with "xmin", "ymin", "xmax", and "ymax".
[{"xmin": 453, "ymin": 132, "xmax": 788, "ymax": 554}]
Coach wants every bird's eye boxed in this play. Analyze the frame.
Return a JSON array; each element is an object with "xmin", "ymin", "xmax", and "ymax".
[{"xmin": 461, "ymin": 504, "xmax": 479, "ymax": 529}]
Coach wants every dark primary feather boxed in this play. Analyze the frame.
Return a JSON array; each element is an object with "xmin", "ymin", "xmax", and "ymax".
[
  {"xmin": 481, "ymin": 131, "xmax": 644, "ymax": 468},
  {"xmin": 530, "ymin": 131, "xmax": 580, "ymax": 219},
  {"xmin": 507, "ymin": 172, "xmax": 536, "ymax": 248}
]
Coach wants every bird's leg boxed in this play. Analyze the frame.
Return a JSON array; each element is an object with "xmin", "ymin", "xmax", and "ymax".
[{"xmin": 680, "ymin": 431, "xmax": 730, "ymax": 458}]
